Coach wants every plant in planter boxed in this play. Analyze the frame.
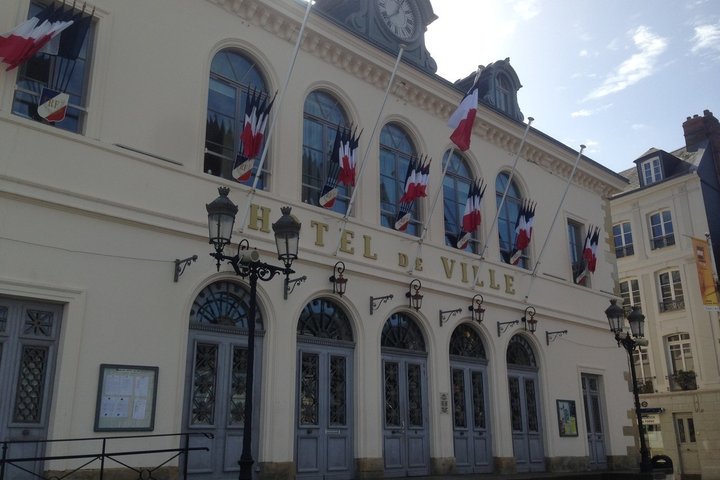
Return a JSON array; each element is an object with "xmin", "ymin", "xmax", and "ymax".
[{"xmin": 674, "ymin": 370, "xmax": 697, "ymax": 390}]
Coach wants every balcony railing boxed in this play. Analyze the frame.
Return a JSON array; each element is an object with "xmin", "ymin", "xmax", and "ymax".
[
  {"xmin": 650, "ymin": 234, "xmax": 675, "ymax": 250},
  {"xmin": 659, "ymin": 299, "xmax": 685, "ymax": 312},
  {"xmin": 668, "ymin": 371, "xmax": 697, "ymax": 391},
  {"xmin": 0, "ymin": 432, "xmax": 210, "ymax": 480},
  {"xmin": 637, "ymin": 376, "xmax": 656, "ymax": 394},
  {"xmin": 615, "ymin": 245, "xmax": 634, "ymax": 258}
]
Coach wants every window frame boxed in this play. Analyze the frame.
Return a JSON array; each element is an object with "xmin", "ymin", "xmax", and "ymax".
[
  {"xmin": 567, "ymin": 219, "xmax": 586, "ymax": 285},
  {"xmin": 641, "ymin": 157, "xmax": 662, "ymax": 186},
  {"xmin": 619, "ymin": 278, "xmax": 642, "ymax": 314},
  {"xmin": 612, "ymin": 222, "xmax": 634, "ymax": 258},
  {"xmin": 204, "ymin": 48, "xmax": 271, "ymax": 186},
  {"xmin": 379, "ymin": 122, "xmax": 420, "ymax": 236},
  {"xmin": 11, "ymin": 1, "xmax": 96, "ymax": 134},
  {"xmin": 657, "ymin": 269, "xmax": 684, "ymax": 312},
  {"xmin": 442, "ymin": 151, "xmax": 480, "ymax": 253},
  {"xmin": 496, "ymin": 172, "xmax": 528, "ymax": 268},
  {"xmin": 649, "ymin": 210, "xmax": 675, "ymax": 250},
  {"xmin": 302, "ymin": 90, "xmax": 351, "ymax": 214}
]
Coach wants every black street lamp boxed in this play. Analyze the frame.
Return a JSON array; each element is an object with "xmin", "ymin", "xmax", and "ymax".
[
  {"xmin": 206, "ymin": 187, "xmax": 301, "ymax": 480},
  {"xmin": 605, "ymin": 299, "xmax": 652, "ymax": 473}
]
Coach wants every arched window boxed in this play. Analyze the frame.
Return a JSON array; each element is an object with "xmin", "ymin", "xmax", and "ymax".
[
  {"xmin": 302, "ymin": 90, "xmax": 351, "ymax": 213},
  {"xmin": 204, "ymin": 49, "xmax": 269, "ymax": 187},
  {"xmin": 449, "ymin": 324, "xmax": 486, "ymax": 359},
  {"xmin": 380, "ymin": 123, "xmax": 420, "ymax": 235},
  {"xmin": 506, "ymin": 335, "xmax": 537, "ymax": 367},
  {"xmin": 381, "ymin": 312, "xmax": 425, "ymax": 351},
  {"xmin": 443, "ymin": 151, "xmax": 479, "ymax": 252},
  {"xmin": 297, "ymin": 298, "xmax": 354, "ymax": 342},
  {"xmin": 496, "ymin": 171, "xmax": 528, "ymax": 268},
  {"xmin": 190, "ymin": 281, "xmax": 263, "ymax": 332}
]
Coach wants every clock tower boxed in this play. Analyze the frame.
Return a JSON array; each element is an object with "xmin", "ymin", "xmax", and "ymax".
[{"xmin": 314, "ymin": 0, "xmax": 438, "ymax": 74}]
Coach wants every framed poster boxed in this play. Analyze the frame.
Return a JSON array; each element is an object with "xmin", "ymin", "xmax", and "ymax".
[
  {"xmin": 94, "ymin": 364, "xmax": 158, "ymax": 431},
  {"xmin": 556, "ymin": 399, "xmax": 578, "ymax": 437}
]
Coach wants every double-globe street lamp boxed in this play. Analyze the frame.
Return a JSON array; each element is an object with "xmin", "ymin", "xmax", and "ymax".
[
  {"xmin": 605, "ymin": 299, "xmax": 652, "ymax": 473},
  {"xmin": 206, "ymin": 187, "xmax": 301, "ymax": 480}
]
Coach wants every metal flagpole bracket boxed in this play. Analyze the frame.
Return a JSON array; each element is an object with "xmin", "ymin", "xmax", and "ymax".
[
  {"xmin": 546, "ymin": 330, "xmax": 568, "ymax": 345},
  {"xmin": 439, "ymin": 308, "xmax": 462, "ymax": 327},
  {"xmin": 370, "ymin": 295, "xmax": 394, "ymax": 315},
  {"xmin": 174, "ymin": 255, "xmax": 198, "ymax": 282}
]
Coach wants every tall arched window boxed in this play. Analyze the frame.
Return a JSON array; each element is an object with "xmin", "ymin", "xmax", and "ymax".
[
  {"xmin": 303, "ymin": 90, "xmax": 351, "ymax": 214},
  {"xmin": 496, "ymin": 171, "xmax": 528, "ymax": 268},
  {"xmin": 381, "ymin": 312, "xmax": 426, "ymax": 351},
  {"xmin": 204, "ymin": 49, "xmax": 269, "ymax": 187},
  {"xmin": 380, "ymin": 123, "xmax": 420, "ymax": 235},
  {"xmin": 443, "ymin": 151, "xmax": 479, "ymax": 253}
]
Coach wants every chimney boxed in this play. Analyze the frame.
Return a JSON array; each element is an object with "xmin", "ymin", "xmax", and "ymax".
[{"xmin": 683, "ymin": 109, "xmax": 720, "ymax": 149}]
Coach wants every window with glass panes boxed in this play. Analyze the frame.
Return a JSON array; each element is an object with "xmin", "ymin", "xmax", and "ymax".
[
  {"xmin": 12, "ymin": 2, "xmax": 95, "ymax": 133},
  {"xmin": 379, "ymin": 123, "xmax": 420, "ymax": 235},
  {"xmin": 632, "ymin": 346, "xmax": 653, "ymax": 391},
  {"xmin": 443, "ymin": 151, "xmax": 479, "ymax": 253},
  {"xmin": 641, "ymin": 158, "xmax": 662, "ymax": 185},
  {"xmin": 666, "ymin": 333, "xmax": 694, "ymax": 379},
  {"xmin": 204, "ymin": 49, "xmax": 269, "ymax": 187},
  {"xmin": 302, "ymin": 91, "xmax": 350, "ymax": 213},
  {"xmin": 613, "ymin": 222, "xmax": 634, "ymax": 258},
  {"xmin": 658, "ymin": 270, "xmax": 684, "ymax": 312},
  {"xmin": 649, "ymin": 210, "xmax": 675, "ymax": 250},
  {"xmin": 567, "ymin": 220, "xmax": 586, "ymax": 285},
  {"xmin": 619, "ymin": 279, "xmax": 642, "ymax": 313},
  {"xmin": 496, "ymin": 172, "xmax": 527, "ymax": 268}
]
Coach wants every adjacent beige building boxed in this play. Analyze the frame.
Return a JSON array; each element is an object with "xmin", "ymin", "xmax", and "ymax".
[
  {"xmin": 0, "ymin": 0, "xmax": 648, "ymax": 478},
  {"xmin": 610, "ymin": 110, "xmax": 720, "ymax": 479}
]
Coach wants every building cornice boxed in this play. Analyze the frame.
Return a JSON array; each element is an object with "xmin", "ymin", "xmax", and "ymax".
[{"xmin": 208, "ymin": 0, "xmax": 626, "ymax": 197}]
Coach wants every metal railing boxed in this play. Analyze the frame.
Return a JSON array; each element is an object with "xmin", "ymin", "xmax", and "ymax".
[
  {"xmin": 658, "ymin": 299, "xmax": 685, "ymax": 312},
  {"xmin": 0, "ymin": 432, "xmax": 211, "ymax": 480}
]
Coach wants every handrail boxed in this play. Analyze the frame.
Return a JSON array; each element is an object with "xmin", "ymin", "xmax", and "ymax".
[{"xmin": 0, "ymin": 432, "xmax": 212, "ymax": 480}]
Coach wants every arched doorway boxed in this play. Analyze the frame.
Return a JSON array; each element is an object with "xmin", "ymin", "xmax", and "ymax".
[
  {"xmin": 295, "ymin": 297, "xmax": 355, "ymax": 480},
  {"xmin": 449, "ymin": 324, "xmax": 492, "ymax": 473},
  {"xmin": 183, "ymin": 280, "xmax": 264, "ymax": 479},
  {"xmin": 381, "ymin": 312, "xmax": 429, "ymax": 477},
  {"xmin": 506, "ymin": 334, "xmax": 544, "ymax": 473}
]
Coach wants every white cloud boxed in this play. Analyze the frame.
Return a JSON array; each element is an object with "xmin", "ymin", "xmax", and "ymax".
[
  {"xmin": 691, "ymin": 23, "xmax": 720, "ymax": 57},
  {"xmin": 631, "ymin": 123, "xmax": 648, "ymax": 130},
  {"xmin": 584, "ymin": 26, "xmax": 668, "ymax": 100},
  {"xmin": 579, "ymin": 49, "xmax": 588, "ymax": 57},
  {"xmin": 571, "ymin": 104, "xmax": 613, "ymax": 118},
  {"xmin": 513, "ymin": 0, "xmax": 540, "ymax": 20}
]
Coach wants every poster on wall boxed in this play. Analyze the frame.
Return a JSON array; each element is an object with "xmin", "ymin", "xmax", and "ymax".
[
  {"xmin": 94, "ymin": 364, "xmax": 158, "ymax": 431},
  {"xmin": 556, "ymin": 399, "xmax": 578, "ymax": 437}
]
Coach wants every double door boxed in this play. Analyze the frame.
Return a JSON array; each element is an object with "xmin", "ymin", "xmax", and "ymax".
[
  {"xmin": 184, "ymin": 332, "xmax": 261, "ymax": 479},
  {"xmin": 508, "ymin": 370, "xmax": 544, "ymax": 472},
  {"xmin": 0, "ymin": 299, "xmax": 61, "ymax": 480},
  {"xmin": 450, "ymin": 362, "xmax": 492, "ymax": 473},
  {"xmin": 295, "ymin": 345, "xmax": 354, "ymax": 480},
  {"xmin": 381, "ymin": 354, "xmax": 429, "ymax": 477},
  {"xmin": 582, "ymin": 374, "xmax": 606, "ymax": 469}
]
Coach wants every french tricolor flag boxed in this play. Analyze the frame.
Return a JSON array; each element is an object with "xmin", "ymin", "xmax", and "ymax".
[{"xmin": 447, "ymin": 67, "xmax": 482, "ymax": 152}]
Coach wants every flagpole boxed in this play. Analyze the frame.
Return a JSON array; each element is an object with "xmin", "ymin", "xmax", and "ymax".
[
  {"xmin": 470, "ymin": 117, "xmax": 534, "ymax": 287},
  {"xmin": 524, "ymin": 145, "xmax": 585, "ymax": 300},
  {"xmin": 237, "ymin": 0, "xmax": 313, "ymax": 232},
  {"xmin": 407, "ymin": 146, "xmax": 455, "ymax": 273},
  {"xmin": 333, "ymin": 44, "xmax": 406, "ymax": 255}
]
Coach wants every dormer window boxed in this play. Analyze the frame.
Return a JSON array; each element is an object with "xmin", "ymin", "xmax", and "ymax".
[
  {"xmin": 496, "ymin": 74, "xmax": 512, "ymax": 114},
  {"xmin": 641, "ymin": 157, "xmax": 662, "ymax": 185}
]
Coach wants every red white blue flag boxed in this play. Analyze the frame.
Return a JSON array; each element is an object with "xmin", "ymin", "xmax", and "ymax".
[
  {"xmin": 510, "ymin": 199, "xmax": 536, "ymax": 264},
  {"xmin": 319, "ymin": 125, "xmax": 361, "ymax": 209},
  {"xmin": 457, "ymin": 179, "xmax": 485, "ymax": 249},
  {"xmin": 576, "ymin": 225, "xmax": 600, "ymax": 283},
  {"xmin": 447, "ymin": 68, "xmax": 481, "ymax": 152},
  {"xmin": 0, "ymin": 3, "xmax": 74, "ymax": 70},
  {"xmin": 37, "ymin": 88, "xmax": 69, "ymax": 122},
  {"xmin": 396, "ymin": 155, "xmax": 431, "ymax": 231},
  {"xmin": 232, "ymin": 89, "xmax": 275, "ymax": 182}
]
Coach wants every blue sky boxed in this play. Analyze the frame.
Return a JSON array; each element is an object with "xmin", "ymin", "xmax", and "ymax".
[{"xmin": 424, "ymin": 0, "xmax": 720, "ymax": 173}]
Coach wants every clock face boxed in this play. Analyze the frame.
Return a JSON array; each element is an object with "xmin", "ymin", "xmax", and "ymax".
[{"xmin": 376, "ymin": 0, "xmax": 417, "ymax": 41}]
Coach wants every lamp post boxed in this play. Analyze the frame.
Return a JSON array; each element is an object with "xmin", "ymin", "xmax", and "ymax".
[
  {"xmin": 206, "ymin": 187, "xmax": 301, "ymax": 480},
  {"xmin": 605, "ymin": 299, "xmax": 652, "ymax": 473}
]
